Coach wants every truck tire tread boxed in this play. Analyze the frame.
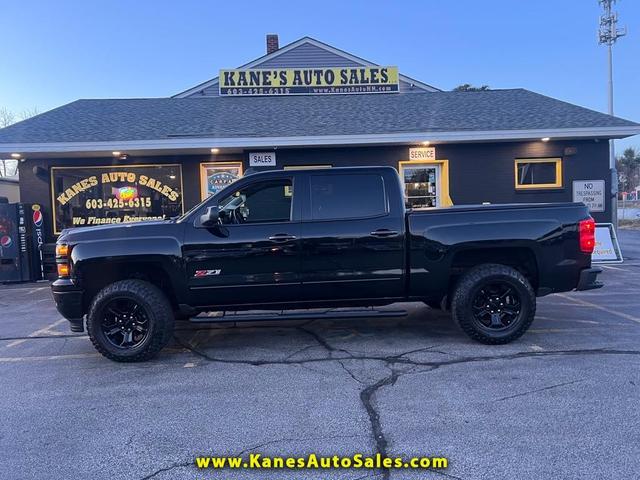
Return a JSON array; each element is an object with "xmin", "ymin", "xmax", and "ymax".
[
  {"xmin": 87, "ymin": 279, "xmax": 174, "ymax": 362},
  {"xmin": 451, "ymin": 263, "xmax": 535, "ymax": 345}
]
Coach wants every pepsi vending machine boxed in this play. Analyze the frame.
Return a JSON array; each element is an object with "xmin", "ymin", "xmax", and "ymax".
[{"xmin": 0, "ymin": 202, "xmax": 44, "ymax": 283}]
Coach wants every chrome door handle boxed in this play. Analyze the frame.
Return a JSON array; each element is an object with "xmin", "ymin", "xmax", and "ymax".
[
  {"xmin": 268, "ymin": 234, "xmax": 297, "ymax": 242},
  {"xmin": 370, "ymin": 229, "xmax": 399, "ymax": 238}
]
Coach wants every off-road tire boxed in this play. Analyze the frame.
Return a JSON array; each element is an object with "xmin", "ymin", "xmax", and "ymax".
[
  {"xmin": 87, "ymin": 280, "xmax": 174, "ymax": 362},
  {"xmin": 451, "ymin": 264, "xmax": 535, "ymax": 344}
]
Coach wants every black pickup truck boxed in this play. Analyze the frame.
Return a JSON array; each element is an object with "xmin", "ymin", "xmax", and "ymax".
[{"xmin": 52, "ymin": 166, "xmax": 601, "ymax": 361}]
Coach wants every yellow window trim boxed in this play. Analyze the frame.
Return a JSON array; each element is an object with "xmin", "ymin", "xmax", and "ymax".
[
  {"xmin": 200, "ymin": 161, "xmax": 243, "ymax": 200},
  {"xmin": 514, "ymin": 158, "xmax": 562, "ymax": 190},
  {"xmin": 398, "ymin": 159, "xmax": 453, "ymax": 207}
]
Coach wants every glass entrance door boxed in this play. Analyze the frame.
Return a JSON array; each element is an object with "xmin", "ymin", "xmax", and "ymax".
[{"xmin": 400, "ymin": 163, "xmax": 440, "ymax": 208}]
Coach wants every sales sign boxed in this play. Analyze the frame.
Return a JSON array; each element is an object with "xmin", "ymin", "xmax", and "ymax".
[
  {"xmin": 573, "ymin": 180, "xmax": 605, "ymax": 212},
  {"xmin": 51, "ymin": 165, "xmax": 183, "ymax": 234},
  {"xmin": 249, "ymin": 152, "xmax": 276, "ymax": 167},
  {"xmin": 219, "ymin": 66, "xmax": 399, "ymax": 96}
]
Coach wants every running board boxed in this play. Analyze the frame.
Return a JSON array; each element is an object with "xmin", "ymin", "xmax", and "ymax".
[{"xmin": 189, "ymin": 308, "xmax": 408, "ymax": 323}]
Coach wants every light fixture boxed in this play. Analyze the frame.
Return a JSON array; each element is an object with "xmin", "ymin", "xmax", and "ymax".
[
  {"xmin": 10, "ymin": 153, "xmax": 21, "ymax": 159},
  {"xmin": 112, "ymin": 151, "xmax": 121, "ymax": 156},
  {"xmin": 169, "ymin": 174, "xmax": 176, "ymax": 180},
  {"xmin": 541, "ymin": 137, "xmax": 551, "ymax": 142},
  {"xmin": 421, "ymin": 141, "xmax": 430, "ymax": 146},
  {"xmin": 211, "ymin": 148, "xmax": 220, "ymax": 154},
  {"xmin": 119, "ymin": 153, "xmax": 129, "ymax": 160}
]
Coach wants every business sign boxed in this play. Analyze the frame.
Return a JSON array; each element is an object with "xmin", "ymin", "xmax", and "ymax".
[
  {"xmin": 592, "ymin": 223, "xmax": 623, "ymax": 264},
  {"xmin": 219, "ymin": 66, "xmax": 399, "ymax": 96},
  {"xmin": 200, "ymin": 162, "xmax": 243, "ymax": 200},
  {"xmin": 573, "ymin": 180, "xmax": 605, "ymax": 212},
  {"xmin": 51, "ymin": 165, "xmax": 183, "ymax": 234},
  {"xmin": 249, "ymin": 152, "xmax": 276, "ymax": 167},
  {"xmin": 408, "ymin": 147, "xmax": 436, "ymax": 161}
]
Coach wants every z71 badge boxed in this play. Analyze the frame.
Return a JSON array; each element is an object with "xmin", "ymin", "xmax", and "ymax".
[{"xmin": 194, "ymin": 269, "xmax": 222, "ymax": 277}]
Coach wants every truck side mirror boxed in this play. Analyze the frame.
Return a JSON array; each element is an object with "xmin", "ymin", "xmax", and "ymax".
[{"xmin": 199, "ymin": 206, "xmax": 219, "ymax": 227}]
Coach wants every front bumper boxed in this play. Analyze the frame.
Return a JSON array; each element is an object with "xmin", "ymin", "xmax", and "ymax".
[
  {"xmin": 51, "ymin": 278, "xmax": 85, "ymax": 332},
  {"xmin": 576, "ymin": 267, "xmax": 604, "ymax": 291}
]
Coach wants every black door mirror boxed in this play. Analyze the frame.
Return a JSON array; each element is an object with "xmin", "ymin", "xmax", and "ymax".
[{"xmin": 199, "ymin": 206, "xmax": 220, "ymax": 227}]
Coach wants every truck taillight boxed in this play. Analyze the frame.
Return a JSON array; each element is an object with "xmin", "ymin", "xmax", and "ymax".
[
  {"xmin": 56, "ymin": 243, "xmax": 72, "ymax": 278},
  {"xmin": 579, "ymin": 218, "xmax": 595, "ymax": 254}
]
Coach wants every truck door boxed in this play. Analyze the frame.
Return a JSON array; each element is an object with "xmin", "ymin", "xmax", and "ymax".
[
  {"xmin": 183, "ymin": 175, "xmax": 302, "ymax": 307},
  {"xmin": 298, "ymin": 170, "xmax": 405, "ymax": 301}
]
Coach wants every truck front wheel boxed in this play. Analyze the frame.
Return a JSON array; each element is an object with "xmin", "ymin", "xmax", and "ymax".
[
  {"xmin": 86, "ymin": 280, "xmax": 175, "ymax": 362},
  {"xmin": 451, "ymin": 264, "xmax": 535, "ymax": 344}
]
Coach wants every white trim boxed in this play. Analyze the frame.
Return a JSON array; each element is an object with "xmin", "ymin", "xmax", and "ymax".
[
  {"xmin": 173, "ymin": 37, "xmax": 438, "ymax": 98},
  {"xmin": 2, "ymin": 126, "xmax": 639, "ymax": 155}
]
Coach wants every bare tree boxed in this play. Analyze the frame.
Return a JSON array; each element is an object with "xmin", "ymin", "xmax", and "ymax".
[
  {"xmin": 0, "ymin": 107, "xmax": 15, "ymax": 128},
  {"xmin": 1, "ymin": 106, "xmax": 39, "ymax": 177}
]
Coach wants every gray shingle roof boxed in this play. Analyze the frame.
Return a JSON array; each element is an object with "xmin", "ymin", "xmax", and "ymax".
[{"xmin": 0, "ymin": 89, "xmax": 637, "ymax": 145}]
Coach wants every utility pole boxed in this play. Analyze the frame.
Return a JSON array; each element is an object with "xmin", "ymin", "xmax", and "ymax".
[{"xmin": 599, "ymin": 0, "xmax": 626, "ymax": 229}]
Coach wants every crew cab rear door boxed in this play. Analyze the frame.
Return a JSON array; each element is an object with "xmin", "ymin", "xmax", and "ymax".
[
  {"xmin": 183, "ymin": 174, "xmax": 302, "ymax": 307},
  {"xmin": 298, "ymin": 169, "xmax": 406, "ymax": 301}
]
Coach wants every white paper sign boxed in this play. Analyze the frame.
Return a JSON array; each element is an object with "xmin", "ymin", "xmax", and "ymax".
[
  {"xmin": 249, "ymin": 152, "xmax": 276, "ymax": 167},
  {"xmin": 592, "ymin": 223, "xmax": 623, "ymax": 263},
  {"xmin": 409, "ymin": 147, "xmax": 436, "ymax": 161},
  {"xmin": 573, "ymin": 180, "xmax": 605, "ymax": 212}
]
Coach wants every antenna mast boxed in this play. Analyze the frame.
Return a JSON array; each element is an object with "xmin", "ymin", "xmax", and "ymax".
[{"xmin": 598, "ymin": 0, "xmax": 626, "ymax": 229}]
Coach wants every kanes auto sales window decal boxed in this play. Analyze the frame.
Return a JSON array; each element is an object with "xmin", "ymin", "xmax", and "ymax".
[{"xmin": 50, "ymin": 164, "xmax": 183, "ymax": 234}]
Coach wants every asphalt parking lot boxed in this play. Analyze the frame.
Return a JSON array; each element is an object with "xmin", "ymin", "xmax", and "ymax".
[{"xmin": 2, "ymin": 231, "xmax": 640, "ymax": 480}]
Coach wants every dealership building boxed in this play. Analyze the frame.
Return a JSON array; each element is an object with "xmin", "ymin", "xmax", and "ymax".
[{"xmin": 1, "ymin": 35, "xmax": 639, "ymax": 254}]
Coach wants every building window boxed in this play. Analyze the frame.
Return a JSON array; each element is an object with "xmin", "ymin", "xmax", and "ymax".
[
  {"xmin": 200, "ymin": 162, "xmax": 243, "ymax": 200},
  {"xmin": 515, "ymin": 158, "xmax": 562, "ymax": 189}
]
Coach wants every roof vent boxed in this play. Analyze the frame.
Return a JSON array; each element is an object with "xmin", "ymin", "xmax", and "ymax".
[{"xmin": 266, "ymin": 34, "xmax": 279, "ymax": 54}]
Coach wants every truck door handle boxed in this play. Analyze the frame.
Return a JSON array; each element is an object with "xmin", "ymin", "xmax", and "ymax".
[
  {"xmin": 370, "ymin": 229, "xmax": 399, "ymax": 238},
  {"xmin": 268, "ymin": 233, "xmax": 297, "ymax": 242}
]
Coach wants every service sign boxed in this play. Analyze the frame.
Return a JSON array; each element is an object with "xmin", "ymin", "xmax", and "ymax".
[
  {"xmin": 249, "ymin": 152, "xmax": 276, "ymax": 167},
  {"xmin": 51, "ymin": 165, "xmax": 183, "ymax": 234},
  {"xmin": 219, "ymin": 66, "xmax": 399, "ymax": 96},
  {"xmin": 592, "ymin": 223, "xmax": 623, "ymax": 263},
  {"xmin": 408, "ymin": 147, "xmax": 436, "ymax": 161},
  {"xmin": 573, "ymin": 180, "xmax": 605, "ymax": 212}
]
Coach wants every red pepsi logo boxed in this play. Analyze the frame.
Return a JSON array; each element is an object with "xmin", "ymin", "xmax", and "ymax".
[
  {"xmin": 33, "ymin": 210, "xmax": 43, "ymax": 227},
  {"xmin": 0, "ymin": 235, "xmax": 12, "ymax": 248}
]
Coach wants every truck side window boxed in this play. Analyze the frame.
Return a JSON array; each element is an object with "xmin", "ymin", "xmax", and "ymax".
[
  {"xmin": 310, "ymin": 174, "xmax": 387, "ymax": 220},
  {"xmin": 218, "ymin": 179, "xmax": 293, "ymax": 224}
]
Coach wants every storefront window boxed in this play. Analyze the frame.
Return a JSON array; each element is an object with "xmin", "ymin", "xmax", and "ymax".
[
  {"xmin": 200, "ymin": 162, "xmax": 243, "ymax": 200},
  {"xmin": 51, "ymin": 164, "xmax": 183, "ymax": 234},
  {"xmin": 400, "ymin": 163, "xmax": 440, "ymax": 208},
  {"xmin": 515, "ymin": 158, "xmax": 562, "ymax": 189}
]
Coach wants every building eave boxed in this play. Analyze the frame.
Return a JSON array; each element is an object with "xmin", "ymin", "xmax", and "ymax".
[{"xmin": 1, "ymin": 126, "xmax": 638, "ymax": 157}]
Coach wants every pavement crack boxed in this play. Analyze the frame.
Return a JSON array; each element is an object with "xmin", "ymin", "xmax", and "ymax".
[
  {"xmin": 495, "ymin": 378, "xmax": 585, "ymax": 402},
  {"xmin": 138, "ymin": 460, "xmax": 191, "ymax": 480},
  {"xmin": 359, "ymin": 367, "xmax": 403, "ymax": 480},
  {"xmin": 236, "ymin": 433, "xmax": 365, "ymax": 456}
]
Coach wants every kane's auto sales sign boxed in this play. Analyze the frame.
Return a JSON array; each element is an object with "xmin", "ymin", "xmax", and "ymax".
[{"xmin": 219, "ymin": 66, "xmax": 399, "ymax": 96}]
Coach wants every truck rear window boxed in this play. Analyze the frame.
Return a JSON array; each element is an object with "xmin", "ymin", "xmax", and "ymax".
[{"xmin": 310, "ymin": 174, "xmax": 387, "ymax": 220}]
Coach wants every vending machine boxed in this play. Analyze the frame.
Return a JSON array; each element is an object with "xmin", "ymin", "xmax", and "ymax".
[{"xmin": 0, "ymin": 202, "xmax": 45, "ymax": 283}]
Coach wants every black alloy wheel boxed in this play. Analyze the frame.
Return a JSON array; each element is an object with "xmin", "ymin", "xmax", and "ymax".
[
  {"xmin": 100, "ymin": 298, "xmax": 150, "ymax": 349},
  {"xmin": 87, "ymin": 279, "xmax": 175, "ymax": 362},
  {"xmin": 471, "ymin": 282, "xmax": 522, "ymax": 331},
  {"xmin": 451, "ymin": 264, "xmax": 535, "ymax": 345}
]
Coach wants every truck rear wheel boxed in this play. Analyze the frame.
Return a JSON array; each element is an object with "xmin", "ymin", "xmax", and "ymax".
[
  {"xmin": 86, "ymin": 280, "xmax": 174, "ymax": 362},
  {"xmin": 451, "ymin": 264, "xmax": 535, "ymax": 344}
]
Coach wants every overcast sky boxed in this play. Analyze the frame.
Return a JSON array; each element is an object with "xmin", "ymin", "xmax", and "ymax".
[{"xmin": 1, "ymin": 0, "xmax": 638, "ymax": 149}]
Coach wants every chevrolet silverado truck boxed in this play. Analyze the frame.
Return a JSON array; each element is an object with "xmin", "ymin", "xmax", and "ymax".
[{"xmin": 52, "ymin": 166, "xmax": 602, "ymax": 362}]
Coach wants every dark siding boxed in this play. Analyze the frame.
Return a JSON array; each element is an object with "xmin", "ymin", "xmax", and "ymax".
[{"xmin": 19, "ymin": 139, "xmax": 610, "ymax": 244}]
